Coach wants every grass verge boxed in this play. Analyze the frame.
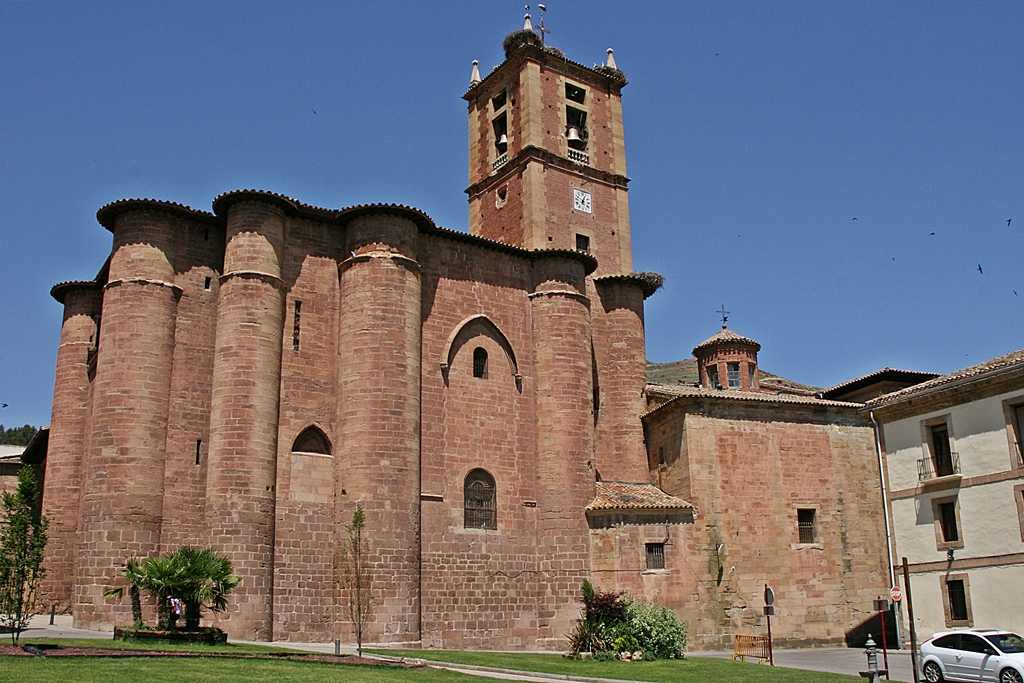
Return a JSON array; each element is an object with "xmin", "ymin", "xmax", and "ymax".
[
  {"xmin": 0, "ymin": 656, "xmax": 475, "ymax": 683},
  {"xmin": 13, "ymin": 636, "xmax": 308, "ymax": 654},
  {"xmin": 367, "ymin": 649, "xmax": 863, "ymax": 683}
]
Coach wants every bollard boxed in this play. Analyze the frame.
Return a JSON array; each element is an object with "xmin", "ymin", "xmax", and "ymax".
[
  {"xmin": 859, "ymin": 635, "xmax": 889, "ymax": 683},
  {"xmin": 50, "ymin": 604, "xmax": 55, "ymax": 625},
  {"xmin": 335, "ymin": 638, "xmax": 341, "ymax": 656}
]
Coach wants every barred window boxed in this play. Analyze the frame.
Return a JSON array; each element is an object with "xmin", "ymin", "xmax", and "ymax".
[
  {"xmin": 798, "ymin": 509, "xmax": 816, "ymax": 544},
  {"xmin": 947, "ymin": 579, "xmax": 968, "ymax": 622},
  {"xmin": 646, "ymin": 543, "xmax": 665, "ymax": 569},
  {"xmin": 464, "ymin": 469, "xmax": 496, "ymax": 529},
  {"xmin": 473, "ymin": 347, "xmax": 488, "ymax": 379}
]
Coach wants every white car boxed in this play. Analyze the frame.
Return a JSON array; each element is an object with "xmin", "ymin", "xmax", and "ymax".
[{"xmin": 920, "ymin": 630, "xmax": 1024, "ymax": 683}]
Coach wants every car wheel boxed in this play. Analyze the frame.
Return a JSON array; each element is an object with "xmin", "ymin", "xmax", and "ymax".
[
  {"xmin": 1001, "ymin": 669, "xmax": 1024, "ymax": 683},
  {"xmin": 923, "ymin": 661, "xmax": 944, "ymax": 683}
]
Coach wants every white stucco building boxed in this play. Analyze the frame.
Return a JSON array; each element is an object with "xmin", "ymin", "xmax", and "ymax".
[{"xmin": 867, "ymin": 349, "xmax": 1024, "ymax": 640}]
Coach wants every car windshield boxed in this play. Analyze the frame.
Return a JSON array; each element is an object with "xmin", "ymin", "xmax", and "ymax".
[{"xmin": 986, "ymin": 633, "xmax": 1024, "ymax": 654}]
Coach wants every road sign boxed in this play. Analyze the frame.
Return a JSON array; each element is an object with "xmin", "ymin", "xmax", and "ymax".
[
  {"xmin": 764, "ymin": 585, "xmax": 775, "ymax": 606},
  {"xmin": 874, "ymin": 598, "xmax": 890, "ymax": 612},
  {"xmin": 890, "ymin": 587, "xmax": 903, "ymax": 602},
  {"xmin": 764, "ymin": 606, "xmax": 776, "ymax": 616}
]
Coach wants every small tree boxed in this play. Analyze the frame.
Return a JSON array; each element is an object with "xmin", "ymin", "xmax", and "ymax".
[
  {"xmin": 339, "ymin": 505, "xmax": 373, "ymax": 656},
  {"xmin": 174, "ymin": 546, "xmax": 240, "ymax": 630},
  {"xmin": 103, "ymin": 558, "xmax": 146, "ymax": 628},
  {"xmin": 0, "ymin": 466, "xmax": 49, "ymax": 644}
]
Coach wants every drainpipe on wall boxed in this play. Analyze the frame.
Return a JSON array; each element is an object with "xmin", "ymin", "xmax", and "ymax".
[{"xmin": 871, "ymin": 410, "xmax": 902, "ymax": 649}]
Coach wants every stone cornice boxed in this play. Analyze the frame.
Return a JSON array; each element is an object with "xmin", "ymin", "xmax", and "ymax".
[
  {"xmin": 463, "ymin": 43, "xmax": 626, "ymax": 104},
  {"xmin": 465, "ymin": 145, "xmax": 630, "ymax": 199}
]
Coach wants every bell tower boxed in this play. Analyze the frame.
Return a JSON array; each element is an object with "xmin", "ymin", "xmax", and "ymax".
[{"xmin": 464, "ymin": 24, "xmax": 632, "ymax": 277}]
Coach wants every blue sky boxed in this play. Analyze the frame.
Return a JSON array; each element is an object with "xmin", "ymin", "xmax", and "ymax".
[{"xmin": 1, "ymin": 1, "xmax": 1022, "ymax": 427}]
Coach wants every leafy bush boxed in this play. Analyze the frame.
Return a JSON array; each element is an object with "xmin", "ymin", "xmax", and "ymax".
[
  {"xmin": 621, "ymin": 595, "xmax": 688, "ymax": 659},
  {"xmin": 568, "ymin": 582, "xmax": 687, "ymax": 659}
]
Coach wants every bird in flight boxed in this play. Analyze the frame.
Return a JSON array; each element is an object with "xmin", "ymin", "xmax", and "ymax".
[
  {"xmin": 1, "ymin": 403, "xmax": 7, "ymax": 408},
  {"xmin": 1015, "ymin": 290, "xmax": 1019, "ymax": 297},
  {"xmin": 312, "ymin": 109, "xmax": 317, "ymax": 116},
  {"xmin": 1008, "ymin": 218, "xmax": 1012, "ymax": 227},
  {"xmin": 977, "ymin": 264, "xmax": 983, "ymax": 274},
  {"xmin": 852, "ymin": 217, "xmax": 857, "ymax": 221},
  {"xmin": 930, "ymin": 232, "xmax": 935, "ymax": 236}
]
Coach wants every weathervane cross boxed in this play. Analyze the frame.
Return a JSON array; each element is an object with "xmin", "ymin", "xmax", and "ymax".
[{"xmin": 718, "ymin": 304, "xmax": 730, "ymax": 327}]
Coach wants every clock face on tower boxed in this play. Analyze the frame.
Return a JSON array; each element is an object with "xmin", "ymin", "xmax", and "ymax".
[{"xmin": 573, "ymin": 188, "xmax": 592, "ymax": 214}]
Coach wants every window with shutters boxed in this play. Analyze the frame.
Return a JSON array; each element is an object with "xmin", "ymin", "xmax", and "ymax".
[{"xmin": 932, "ymin": 496, "xmax": 964, "ymax": 550}]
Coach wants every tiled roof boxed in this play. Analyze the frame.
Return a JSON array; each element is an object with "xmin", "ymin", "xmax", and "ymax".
[
  {"xmin": 587, "ymin": 482, "xmax": 694, "ymax": 511},
  {"xmin": 642, "ymin": 384, "xmax": 862, "ymax": 419},
  {"xmin": 865, "ymin": 348, "xmax": 1024, "ymax": 408},
  {"xmin": 593, "ymin": 272, "xmax": 664, "ymax": 299},
  {"xmin": 692, "ymin": 326, "xmax": 761, "ymax": 354},
  {"xmin": 820, "ymin": 367, "xmax": 938, "ymax": 400}
]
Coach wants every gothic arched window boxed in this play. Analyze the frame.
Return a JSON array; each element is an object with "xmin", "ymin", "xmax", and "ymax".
[
  {"xmin": 291, "ymin": 425, "xmax": 332, "ymax": 455},
  {"xmin": 473, "ymin": 347, "xmax": 488, "ymax": 379},
  {"xmin": 464, "ymin": 468, "xmax": 496, "ymax": 529}
]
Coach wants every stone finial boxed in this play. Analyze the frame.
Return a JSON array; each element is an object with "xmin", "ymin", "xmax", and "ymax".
[
  {"xmin": 470, "ymin": 60, "xmax": 481, "ymax": 86},
  {"xmin": 524, "ymin": 13, "xmax": 533, "ymax": 31},
  {"xmin": 606, "ymin": 48, "xmax": 617, "ymax": 70}
]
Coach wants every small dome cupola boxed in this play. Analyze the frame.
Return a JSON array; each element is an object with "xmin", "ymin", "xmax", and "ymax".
[{"xmin": 693, "ymin": 324, "xmax": 761, "ymax": 392}]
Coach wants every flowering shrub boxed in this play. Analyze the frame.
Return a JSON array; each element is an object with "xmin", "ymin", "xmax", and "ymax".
[{"xmin": 568, "ymin": 582, "xmax": 686, "ymax": 659}]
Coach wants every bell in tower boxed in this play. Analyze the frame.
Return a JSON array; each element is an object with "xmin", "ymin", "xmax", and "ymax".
[{"xmin": 463, "ymin": 20, "xmax": 633, "ymax": 277}]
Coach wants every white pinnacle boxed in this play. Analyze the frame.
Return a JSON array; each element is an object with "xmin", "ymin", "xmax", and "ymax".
[
  {"xmin": 524, "ymin": 13, "xmax": 533, "ymax": 31},
  {"xmin": 470, "ymin": 60, "xmax": 481, "ymax": 86},
  {"xmin": 606, "ymin": 48, "xmax": 617, "ymax": 70}
]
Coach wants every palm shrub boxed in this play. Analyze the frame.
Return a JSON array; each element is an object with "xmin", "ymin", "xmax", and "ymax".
[
  {"xmin": 105, "ymin": 546, "xmax": 239, "ymax": 631},
  {"xmin": 173, "ymin": 546, "xmax": 240, "ymax": 629},
  {"xmin": 103, "ymin": 558, "xmax": 146, "ymax": 628}
]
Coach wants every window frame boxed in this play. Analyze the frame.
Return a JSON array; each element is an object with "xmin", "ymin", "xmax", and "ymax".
[
  {"xmin": 941, "ymin": 573, "xmax": 973, "ymax": 627},
  {"xmin": 921, "ymin": 415, "xmax": 956, "ymax": 478},
  {"xmin": 1014, "ymin": 483, "xmax": 1024, "ymax": 543},
  {"xmin": 464, "ymin": 468, "xmax": 497, "ymax": 530},
  {"xmin": 1002, "ymin": 397, "xmax": 1024, "ymax": 470},
  {"xmin": 727, "ymin": 362, "xmax": 741, "ymax": 388},
  {"xmin": 706, "ymin": 364, "xmax": 720, "ymax": 389},
  {"xmin": 931, "ymin": 495, "xmax": 964, "ymax": 550},
  {"xmin": 797, "ymin": 508, "xmax": 817, "ymax": 544},
  {"xmin": 645, "ymin": 542, "xmax": 666, "ymax": 570},
  {"xmin": 473, "ymin": 347, "xmax": 488, "ymax": 379}
]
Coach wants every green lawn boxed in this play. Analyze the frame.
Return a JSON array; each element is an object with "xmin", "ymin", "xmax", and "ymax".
[
  {"xmin": 14, "ymin": 636, "xmax": 307, "ymax": 654},
  {"xmin": 0, "ymin": 657, "xmax": 473, "ymax": 683},
  {"xmin": 368, "ymin": 648, "xmax": 863, "ymax": 683}
]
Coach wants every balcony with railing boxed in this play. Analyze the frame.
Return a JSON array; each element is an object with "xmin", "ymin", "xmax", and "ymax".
[
  {"xmin": 567, "ymin": 149, "xmax": 589, "ymax": 165},
  {"xmin": 492, "ymin": 153, "xmax": 508, "ymax": 171},
  {"xmin": 917, "ymin": 451, "xmax": 961, "ymax": 483}
]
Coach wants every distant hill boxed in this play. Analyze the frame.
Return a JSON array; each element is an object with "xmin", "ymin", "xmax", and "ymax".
[{"xmin": 0, "ymin": 424, "xmax": 38, "ymax": 446}]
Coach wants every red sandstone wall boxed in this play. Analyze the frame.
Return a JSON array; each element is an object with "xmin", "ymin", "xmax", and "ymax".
[
  {"xmin": 160, "ymin": 218, "xmax": 224, "ymax": 552},
  {"xmin": 591, "ymin": 280, "xmax": 649, "ymax": 483},
  {"xmin": 272, "ymin": 217, "xmax": 344, "ymax": 641},
  {"xmin": 76, "ymin": 211, "xmax": 180, "ymax": 630},
  {"xmin": 418, "ymin": 236, "xmax": 542, "ymax": 649},
  {"xmin": 643, "ymin": 402, "xmax": 889, "ymax": 649},
  {"xmin": 40, "ymin": 286, "xmax": 101, "ymax": 611}
]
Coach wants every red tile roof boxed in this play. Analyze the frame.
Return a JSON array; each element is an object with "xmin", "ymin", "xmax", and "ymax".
[
  {"xmin": 587, "ymin": 482, "xmax": 694, "ymax": 511},
  {"xmin": 865, "ymin": 348, "xmax": 1024, "ymax": 408}
]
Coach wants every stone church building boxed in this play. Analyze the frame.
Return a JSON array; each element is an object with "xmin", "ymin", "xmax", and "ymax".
[{"xmin": 40, "ymin": 25, "xmax": 903, "ymax": 649}]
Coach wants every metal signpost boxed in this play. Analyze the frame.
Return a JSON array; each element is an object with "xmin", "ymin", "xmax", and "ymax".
[
  {"xmin": 902, "ymin": 557, "xmax": 920, "ymax": 683},
  {"xmin": 876, "ymin": 593, "xmax": 892, "ymax": 675},
  {"xmin": 764, "ymin": 585, "xmax": 776, "ymax": 666}
]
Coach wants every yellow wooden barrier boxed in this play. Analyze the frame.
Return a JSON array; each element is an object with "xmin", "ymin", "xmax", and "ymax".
[{"xmin": 732, "ymin": 634, "xmax": 770, "ymax": 664}]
